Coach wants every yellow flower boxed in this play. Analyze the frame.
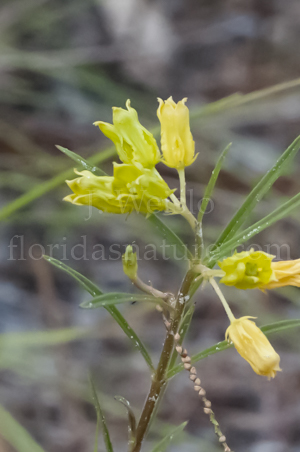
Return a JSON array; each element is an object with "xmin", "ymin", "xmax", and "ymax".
[
  {"xmin": 64, "ymin": 165, "xmax": 173, "ymax": 215},
  {"xmin": 226, "ymin": 316, "xmax": 281, "ymax": 379},
  {"xmin": 218, "ymin": 249, "xmax": 276, "ymax": 290},
  {"xmin": 219, "ymin": 249, "xmax": 300, "ymax": 290},
  {"xmin": 261, "ymin": 259, "xmax": 300, "ymax": 289},
  {"xmin": 94, "ymin": 100, "xmax": 160, "ymax": 169},
  {"xmin": 64, "ymin": 170, "xmax": 125, "ymax": 213},
  {"xmin": 157, "ymin": 97, "xmax": 196, "ymax": 169}
]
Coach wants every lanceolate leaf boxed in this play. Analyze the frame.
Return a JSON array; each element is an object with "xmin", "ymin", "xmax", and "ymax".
[
  {"xmin": 150, "ymin": 422, "xmax": 188, "ymax": 452},
  {"xmin": 198, "ymin": 143, "xmax": 231, "ymax": 223},
  {"xmin": 167, "ymin": 318, "xmax": 300, "ymax": 379},
  {"xmin": 0, "ymin": 404, "xmax": 46, "ymax": 452},
  {"xmin": 80, "ymin": 292, "xmax": 173, "ymax": 310},
  {"xmin": 214, "ymin": 135, "xmax": 300, "ymax": 248},
  {"xmin": 208, "ymin": 190, "xmax": 300, "ymax": 266},
  {"xmin": 44, "ymin": 256, "xmax": 154, "ymax": 372},
  {"xmin": 114, "ymin": 396, "xmax": 136, "ymax": 448},
  {"xmin": 56, "ymin": 145, "xmax": 106, "ymax": 176}
]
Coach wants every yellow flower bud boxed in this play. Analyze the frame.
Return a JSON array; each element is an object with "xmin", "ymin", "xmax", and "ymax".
[
  {"xmin": 94, "ymin": 100, "xmax": 160, "ymax": 169},
  {"xmin": 122, "ymin": 245, "xmax": 138, "ymax": 280},
  {"xmin": 226, "ymin": 316, "xmax": 281, "ymax": 379},
  {"xmin": 218, "ymin": 249, "xmax": 276, "ymax": 290},
  {"xmin": 157, "ymin": 97, "xmax": 196, "ymax": 169}
]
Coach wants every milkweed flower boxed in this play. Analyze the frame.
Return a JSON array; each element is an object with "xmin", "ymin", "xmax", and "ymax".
[
  {"xmin": 218, "ymin": 249, "xmax": 276, "ymax": 290},
  {"xmin": 64, "ymin": 165, "xmax": 174, "ymax": 215},
  {"xmin": 225, "ymin": 316, "xmax": 281, "ymax": 379},
  {"xmin": 157, "ymin": 97, "xmax": 196, "ymax": 169},
  {"xmin": 218, "ymin": 249, "xmax": 300, "ymax": 290},
  {"xmin": 94, "ymin": 100, "xmax": 160, "ymax": 169},
  {"xmin": 64, "ymin": 170, "xmax": 123, "ymax": 213}
]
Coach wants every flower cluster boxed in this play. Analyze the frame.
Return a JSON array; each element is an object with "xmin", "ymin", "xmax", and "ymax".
[
  {"xmin": 65, "ymin": 98, "xmax": 196, "ymax": 216},
  {"xmin": 64, "ymin": 96, "xmax": 298, "ymax": 381}
]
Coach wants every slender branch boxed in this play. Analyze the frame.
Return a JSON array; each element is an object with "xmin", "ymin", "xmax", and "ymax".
[
  {"xmin": 132, "ymin": 276, "xmax": 173, "ymax": 302},
  {"xmin": 132, "ymin": 270, "xmax": 195, "ymax": 452}
]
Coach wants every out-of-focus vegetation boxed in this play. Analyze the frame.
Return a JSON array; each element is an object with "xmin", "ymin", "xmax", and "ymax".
[{"xmin": 1, "ymin": 1, "xmax": 300, "ymax": 452}]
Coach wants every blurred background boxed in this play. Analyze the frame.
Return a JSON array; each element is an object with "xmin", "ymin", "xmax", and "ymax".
[{"xmin": 1, "ymin": 0, "xmax": 300, "ymax": 451}]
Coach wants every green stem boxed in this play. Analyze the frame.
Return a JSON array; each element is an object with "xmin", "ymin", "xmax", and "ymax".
[
  {"xmin": 132, "ymin": 270, "xmax": 195, "ymax": 452},
  {"xmin": 209, "ymin": 278, "xmax": 235, "ymax": 322},
  {"xmin": 178, "ymin": 168, "xmax": 186, "ymax": 208}
]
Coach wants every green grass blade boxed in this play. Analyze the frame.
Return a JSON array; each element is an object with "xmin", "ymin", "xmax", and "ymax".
[
  {"xmin": 198, "ymin": 143, "xmax": 231, "ymax": 223},
  {"xmin": 44, "ymin": 256, "xmax": 154, "ymax": 372},
  {"xmin": 167, "ymin": 319, "xmax": 300, "ymax": 379},
  {"xmin": 0, "ymin": 404, "xmax": 46, "ymax": 452},
  {"xmin": 89, "ymin": 375, "xmax": 114, "ymax": 452},
  {"xmin": 150, "ymin": 421, "xmax": 188, "ymax": 452},
  {"xmin": 148, "ymin": 214, "xmax": 193, "ymax": 260},
  {"xmin": 214, "ymin": 136, "xmax": 300, "ymax": 247},
  {"xmin": 80, "ymin": 292, "xmax": 173, "ymax": 310},
  {"xmin": 56, "ymin": 145, "xmax": 106, "ymax": 176},
  {"xmin": 208, "ymin": 190, "xmax": 300, "ymax": 266},
  {"xmin": 190, "ymin": 77, "xmax": 300, "ymax": 121},
  {"xmin": 0, "ymin": 147, "xmax": 115, "ymax": 222},
  {"xmin": 0, "ymin": 327, "xmax": 92, "ymax": 348}
]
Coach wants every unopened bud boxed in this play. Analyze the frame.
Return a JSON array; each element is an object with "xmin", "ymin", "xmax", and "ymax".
[{"xmin": 122, "ymin": 245, "xmax": 138, "ymax": 279}]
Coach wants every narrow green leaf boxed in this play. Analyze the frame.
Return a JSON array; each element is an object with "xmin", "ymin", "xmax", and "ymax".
[
  {"xmin": 150, "ymin": 421, "xmax": 188, "ymax": 452},
  {"xmin": 208, "ymin": 191, "xmax": 300, "ymax": 266},
  {"xmin": 44, "ymin": 256, "xmax": 154, "ymax": 372},
  {"xmin": 214, "ymin": 136, "xmax": 300, "ymax": 247},
  {"xmin": 43, "ymin": 255, "xmax": 103, "ymax": 297},
  {"xmin": 80, "ymin": 292, "xmax": 173, "ymax": 310},
  {"xmin": 167, "ymin": 318, "xmax": 300, "ymax": 379},
  {"xmin": 56, "ymin": 145, "xmax": 106, "ymax": 176},
  {"xmin": 89, "ymin": 375, "xmax": 114, "ymax": 452},
  {"xmin": 114, "ymin": 396, "xmax": 136, "ymax": 448},
  {"xmin": 0, "ymin": 404, "xmax": 46, "ymax": 452},
  {"xmin": 198, "ymin": 143, "xmax": 231, "ymax": 223},
  {"xmin": 148, "ymin": 214, "xmax": 192, "ymax": 260}
]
